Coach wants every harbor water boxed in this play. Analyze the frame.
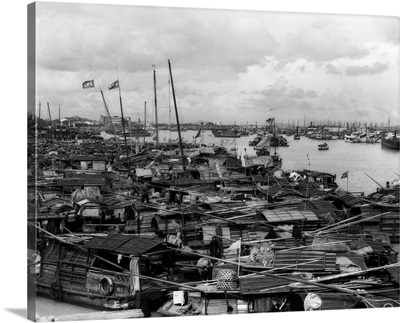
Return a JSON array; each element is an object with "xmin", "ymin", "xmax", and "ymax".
[{"xmin": 148, "ymin": 130, "xmax": 399, "ymax": 195}]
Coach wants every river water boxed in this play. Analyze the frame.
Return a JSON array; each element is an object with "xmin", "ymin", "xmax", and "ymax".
[
  {"xmin": 37, "ymin": 129, "xmax": 399, "ymax": 318},
  {"xmin": 154, "ymin": 130, "xmax": 399, "ymax": 195}
]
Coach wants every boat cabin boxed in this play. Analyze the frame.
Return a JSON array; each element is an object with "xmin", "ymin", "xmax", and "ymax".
[
  {"xmin": 72, "ymin": 156, "xmax": 109, "ymax": 171},
  {"xmin": 35, "ymin": 233, "xmax": 178, "ymax": 311}
]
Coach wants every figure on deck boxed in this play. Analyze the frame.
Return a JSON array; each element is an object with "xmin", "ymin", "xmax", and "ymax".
[
  {"xmin": 209, "ymin": 236, "xmax": 221, "ymax": 262},
  {"xmin": 141, "ymin": 182, "xmax": 150, "ymax": 203},
  {"xmin": 292, "ymin": 224, "xmax": 302, "ymax": 246}
]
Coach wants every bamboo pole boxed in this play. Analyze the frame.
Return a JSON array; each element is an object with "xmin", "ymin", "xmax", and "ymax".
[
  {"xmin": 241, "ymin": 258, "xmax": 323, "ymax": 277},
  {"xmin": 308, "ymin": 262, "xmax": 400, "ymax": 283},
  {"xmin": 308, "ymin": 213, "xmax": 369, "ymax": 235},
  {"xmin": 365, "ymin": 173, "xmax": 385, "ymax": 190},
  {"xmin": 315, "ymin": 211, "xmax": 392, "ymax": 235},
  {"xmin": 280, "ymin": 240, "xmax": 352, "ymax": 252}
]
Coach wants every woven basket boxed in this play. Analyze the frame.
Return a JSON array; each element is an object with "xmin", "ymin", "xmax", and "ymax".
[
  {"xmin": 217, "ymin": 280, "xmax": 237, "ymax": 290},
  {"xmin": 216, "ymin": 269, "xmax": 238, "ymax": 282}
]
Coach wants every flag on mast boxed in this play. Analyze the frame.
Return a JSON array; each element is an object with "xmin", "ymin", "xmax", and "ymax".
[
  {"xmin": 108, "ymin": 80, "xmax": 119, "ymax": 90},
  {"xmin": 228, "ymin": 239, "xmax": 241, "ymax": 251},
  {"xmin": 341, "ymin": 171, "xmax": 348, "ymax": 179},
  {"xmin": 194, "ymin": 128, "xmax": 202, "ymax": 138},
  {"xmin": 82, "ymin": 80, "xmax": 95, "ymax": 89}
]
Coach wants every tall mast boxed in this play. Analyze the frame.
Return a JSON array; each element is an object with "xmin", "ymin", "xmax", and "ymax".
[
  {"xmin": 47, "ymin": 102, "xmax": 52, "ymax": 123},
  {"xmin": 88, "ymin": 64, "xmax": 121, "ymax": 151},
  {"xmin": 100, "ymin": 89, "xmax": 121, "ymax": 151},
  {"xmin": 143, "ymin": 101, "xmax": 147, "ymax": 146},
  {"xmin": 153, "ymin": 65, "xmax": 159, "ymax": 146},
  {"xmin": 168, "ymin": 80, "xmax": 171, "ymax": 142},
  {"xmin": 114, "ymin": 62, "xmax": 130, "ymax": 171},
  {"xmin": 129, "ymin": 117, "xmax": 133, "ymax": 155},
  {"xmin": 168, "ymin": 59, "xmax": 186, "ymax": 172},
  {"xmin": 58, "ymin": 104, "xmax": 61, "ymax": 124},
  {"xmin": 38, "ymin": 101, "xmax": 41, "ymax": 127}
]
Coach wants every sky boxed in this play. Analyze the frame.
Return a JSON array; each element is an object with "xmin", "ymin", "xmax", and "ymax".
[{"xmin": 30, "ymin": 1, "xmax": 399, "ymax": 126}]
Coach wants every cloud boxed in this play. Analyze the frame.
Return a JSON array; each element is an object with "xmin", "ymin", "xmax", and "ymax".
[
  {"xmin": 325, "ymin": 63, "xmax": 341, "ymax": 75},
  {"xmin": 345, "ymin": 62, "xmax": 389, "ymax": 76},
  {"xmin": 283, "ymin": 21, "xmax": 370, "ymax": 62},
  {"xmin": 36, "ymin": 3, "xmax": 278, "ymax": 79},
  {"xmin": 305, "ymin": 90, "xmax": 318, "ymax": 98},
  {"xmin": 289, "ymin": 88, "xmax": 305, "ymax": 98}
]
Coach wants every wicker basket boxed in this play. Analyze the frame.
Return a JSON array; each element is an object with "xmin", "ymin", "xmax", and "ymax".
[
  {"xmin": 217, "ymin": 280, "xmax": 238, "ymax": 290},
  {"xmin": 216, "ymin": 269, "xmax": 238, "ymax": 282}
]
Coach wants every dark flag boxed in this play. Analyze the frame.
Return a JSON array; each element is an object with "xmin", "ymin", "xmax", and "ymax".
[
  {"xmin": 82, "ymin": 80, "xmax": 95, "ymax": 89},
  {"xmin": 108, "ymin": 80, "xmax": 119, "ymax": 90},
  {"xmin": 194, "ymin": 123, "xmax": 203, "ymax": 138},
  {"xmin": 266, "ymin": 117, "xmax": 275, "ymax": 123},
  {"xmin": 341, "ymin": 171, "xmax": 348, "ymax": 179},
  {"xmin": 194, "ymin": 128, "xmax": 202, "ymax": 138}
]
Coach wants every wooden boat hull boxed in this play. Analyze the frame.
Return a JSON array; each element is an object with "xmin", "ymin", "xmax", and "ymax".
[
  {"xmin": 36, "ymin": 281, "xmax": 136, "ymax": 310},
  {"xmin": 212, "ymin": 130, "xmax": 241, "ymax": 138},
  {"xmin": 36, "ymin": 280, "xmax": 166, "ymax": 311},
  {"xmin": 381, "ymin": 138, "xmax": 400, "ymax": 150}
]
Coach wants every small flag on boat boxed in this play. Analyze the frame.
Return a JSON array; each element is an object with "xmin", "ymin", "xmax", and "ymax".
[
  {"xmin": 194, "ymin": 128, "xmax": 202, "ymax": 138},
  {"xmin": 82, "ymin": 80, "xmax": 94, "ymax": 89},
  {"xmin": 108, "ymin": 80, "xmax": 119, "ymax": 90},
  {"xmin": 266, "ymin": 117, "xmax": 275, "ymax": 123},
  {"xmin": 228, "ymin": 239, "xmax": 241, "ymax": 251},
  {"xmin": 341, "ymin": 171, "xmax": 348, "ymax": 179}
]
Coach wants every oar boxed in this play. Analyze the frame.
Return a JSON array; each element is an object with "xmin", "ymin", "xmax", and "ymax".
[{"xmin": 365, "ymin": 173, "xmax": 386, "ymax": 191}]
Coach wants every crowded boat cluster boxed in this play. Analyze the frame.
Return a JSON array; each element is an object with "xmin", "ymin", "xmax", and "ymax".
[{"xmin": 27, "ymin": 118, "xmax": 400, "ymax": 320}]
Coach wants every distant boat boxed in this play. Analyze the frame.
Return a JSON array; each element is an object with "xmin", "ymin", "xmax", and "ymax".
[
  {"xmin": 344, "ymin": 133, "xmax": 357, "ymax": 142},
  {"xmin": 211, "ymin": 128, "xmax": 241, "ymax": 138},
  {"xmin": 294, "ymin": 126, "xmax": 300, "ymax": 140},
  {"xmin": 381, "ymin": 131, "xmax": 400, "ymax": 150},
  {"xmin": 318, "ymin": 142, "xmax": 329, "ymax": 150},
  {"xmin": 249, "ymin": 135, "xmax": 262, "ymax": 146},
  {"xmin": 170, "ymin": 127, "xmax": 187, "ymax": 132},
  {"xmin": 120, "ymin": 129, "xmax": 152, "ymax": 138}
]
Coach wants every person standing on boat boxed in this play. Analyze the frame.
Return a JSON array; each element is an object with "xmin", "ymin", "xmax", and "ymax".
[
  {"xmin": 168, "ymin": 164, "xmax": 173, "ymax": 180},
  {"xmin": 209, "ymin": 236, "xmax": 221, "ymax": 262},
  {"xmin": 136, "ymin": 212, "xmax": 144, "ymax": 234},
  {"xmin": 292, "ymin": 224, "xmax": 302, "ymax": 246},
  {"xmin": 141, "ymin": 182, "xmax": 150, "ymax": 203},
  {"xmin": 125, "ymin": 204, "xmax": 135, "ymax": 221},
  {"xmin": 151, "ymin": 216, "xmax": 159, "ymax": 233}
]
